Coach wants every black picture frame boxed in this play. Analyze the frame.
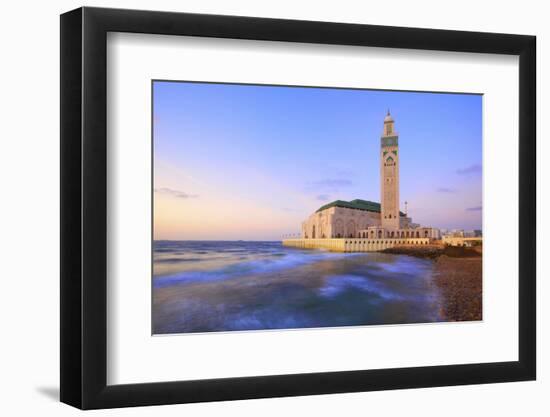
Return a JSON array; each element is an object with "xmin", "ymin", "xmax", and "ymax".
[{"xmin": 60, "ymin": 6, "xmax": 536, "ymax": 410}]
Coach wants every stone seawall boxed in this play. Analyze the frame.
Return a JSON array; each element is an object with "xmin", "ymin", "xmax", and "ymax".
[{"xmin": 282, "ymin": 238, "xmax": 430, "ymax": 252}]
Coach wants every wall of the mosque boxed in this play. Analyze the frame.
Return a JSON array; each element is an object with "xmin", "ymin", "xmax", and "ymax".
[{"xmin": 283, "ymin": 237, "xmax": 431, "ymax": 252}]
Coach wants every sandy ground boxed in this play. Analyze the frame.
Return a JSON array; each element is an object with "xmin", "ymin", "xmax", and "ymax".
[
  {"xmin": 383, "ymin": 245, "xmax": 482, "ymax": 321},
  {"xmin": 433, "ymin": 255, "xmax": 482, "ymax": 321}
]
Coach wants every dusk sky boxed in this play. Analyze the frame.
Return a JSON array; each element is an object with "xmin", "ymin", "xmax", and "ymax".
[{"xmin": 153, "ymin": 81, "xmax": 482, "ymax": 241}]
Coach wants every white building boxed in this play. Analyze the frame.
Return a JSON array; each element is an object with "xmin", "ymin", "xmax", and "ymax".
[{"xmin": 300, "ymin": 111, "xmax": 439, "ymax": 240}]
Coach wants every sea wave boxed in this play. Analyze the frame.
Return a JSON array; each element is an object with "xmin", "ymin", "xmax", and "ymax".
[
  {"xmin": 153, "ymin": 242, "xmax": 361, "ymax": 287},
  {"xmin": 319, "ymin": 275, "xmax": 403, "ymax": 300}
]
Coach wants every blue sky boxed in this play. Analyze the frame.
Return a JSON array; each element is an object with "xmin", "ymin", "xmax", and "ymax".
[{"xmin": 153, "ymin": 81, "xmax": 482, "ymax": 240}]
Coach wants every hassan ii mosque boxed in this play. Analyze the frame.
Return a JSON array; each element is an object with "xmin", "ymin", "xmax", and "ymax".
[{"xmin": 284, "ymin": 111, "xmax": 440, "ymax": 252}]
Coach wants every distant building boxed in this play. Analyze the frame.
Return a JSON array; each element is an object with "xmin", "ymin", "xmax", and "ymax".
[
  {"xmin": 300, "ymin": 111, "xmax": 439, "ymax": 240},
  {"xmin": 444, "ymin": 230, "xmax": 465, "ymax": 238},
  {"xmin": 442, "ymin": 235, "xmax": 482, "ymax": 247},
  {"xmin": 443, "ymin": 229, "xmax": 482, "ymax": 239}
]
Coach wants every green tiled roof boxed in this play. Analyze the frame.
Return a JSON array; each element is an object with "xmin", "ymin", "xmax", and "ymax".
[{"xmin": 316, "ymin": 199, "xmax": 405, "ymax": 217}]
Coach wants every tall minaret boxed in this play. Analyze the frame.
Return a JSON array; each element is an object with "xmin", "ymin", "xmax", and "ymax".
[{"xmin": 380, "ymin": 110, "xmax": 400, "ymax": 230}]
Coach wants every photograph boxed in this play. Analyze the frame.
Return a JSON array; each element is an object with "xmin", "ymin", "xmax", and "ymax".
[{"xmin": 152, "ymin": 81, "xmax": 483, "ymax": 335}]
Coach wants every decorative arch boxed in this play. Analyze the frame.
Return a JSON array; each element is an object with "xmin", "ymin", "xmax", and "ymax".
[
  {"xmin": 333, "ymin": 218, "xmax": 344, "ymax": 238},
  {"xmin": 346, "ymin": 220, "xmax": 357, "ymax": 238}
]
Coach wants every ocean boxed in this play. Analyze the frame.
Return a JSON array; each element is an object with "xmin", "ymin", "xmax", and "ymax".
[{"xmin": 152, "ymin": 240, "xmax": 443, "ymax": 334}]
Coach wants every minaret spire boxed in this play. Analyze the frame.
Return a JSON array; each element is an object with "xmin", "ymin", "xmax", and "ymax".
[{"xmin": 380, "ymin": 111, "xmax": 400, "ymax": 230}]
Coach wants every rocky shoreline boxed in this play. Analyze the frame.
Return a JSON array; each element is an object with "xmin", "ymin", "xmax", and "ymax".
[{"xmin": 382, "ymin": 244, "xmax": 482, "ymax": 321}]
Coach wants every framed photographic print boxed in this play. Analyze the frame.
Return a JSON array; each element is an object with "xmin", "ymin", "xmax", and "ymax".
[{"xmin": 60, "ymin": 6, "xmax": 536, "ymax": 409}]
